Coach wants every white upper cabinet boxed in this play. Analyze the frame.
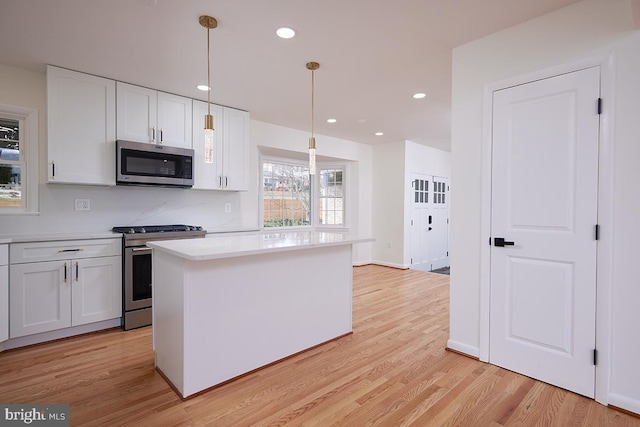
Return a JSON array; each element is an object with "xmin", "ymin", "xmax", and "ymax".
[
  {"xmin": 157, "ymin": 92, "xmax": 193, "ymax": 148},
  {"xmin": 222, "ymin": 107, "xmax": 250, "ymax": 191},
  {"xmin": 192, "ymin": 100, "xmax": 249, "ymax": 191},
  {"xmin": 115, "ymin": 83, "xmax": 157, "ymax": 143},
  {"xmin": 47, "ymin": 65, "xmax": 116, "ymax": 185},
  {"xmin": 116, "ymin": 82, "xmax": 192, "ymax": 149}
]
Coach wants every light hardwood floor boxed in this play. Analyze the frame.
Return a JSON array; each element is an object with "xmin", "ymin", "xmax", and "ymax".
[{"xmin": 1, "ymin": 265, "xmax": 638, "ymax": 426}]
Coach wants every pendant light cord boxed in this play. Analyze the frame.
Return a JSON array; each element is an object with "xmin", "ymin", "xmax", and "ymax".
[
  {"xmin": 207, "ymin": 27, "xmax": 211, "ymax": 116},
  {"xmin": 311, "ymin": 69, "xmax": 315, "ymax": 138}
]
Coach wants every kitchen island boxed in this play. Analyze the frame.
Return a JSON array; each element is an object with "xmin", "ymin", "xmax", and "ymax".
[{"xmin": 148, "ymin": 231, "xmax": 373, "ymax": 398}]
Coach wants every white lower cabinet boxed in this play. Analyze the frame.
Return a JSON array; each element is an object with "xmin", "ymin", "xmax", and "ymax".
[
  {"xmin": 0, "ymin": 245, "xmax": 8, "ymax": 343},
  {"xmin": 9, "ymin": 239, "xmax": 121, "ymax": 339}
]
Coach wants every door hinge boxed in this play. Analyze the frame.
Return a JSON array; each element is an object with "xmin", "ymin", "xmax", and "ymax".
[
  {"xmin": 597, "ymin": 98, "xmax": 602, "ymax": 115},
  {"xmin": 593, "ymin": 349, "xmax": 598, "ymax": 366},
  {"xmin": 595, "ymin": 224, "xmax": 600, "ymax": 241}
]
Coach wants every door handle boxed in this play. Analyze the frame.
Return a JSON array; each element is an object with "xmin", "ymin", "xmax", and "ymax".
[{"xmin": 494, "ymin": 237, "xmax": 515, "ymax": 247}]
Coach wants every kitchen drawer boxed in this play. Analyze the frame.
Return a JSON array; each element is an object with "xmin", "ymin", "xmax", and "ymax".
[
  {"xmin": 10, "ymin": 238, "xmax": 121, "ymax": 264},
  {"xmin": 0, "ymin": 244, "xmax": 7, "ymax": 266}
]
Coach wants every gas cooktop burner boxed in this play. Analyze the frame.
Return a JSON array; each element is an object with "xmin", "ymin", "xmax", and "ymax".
[{"xmin": 112, "ymin": 224, "xmax": 204, "ymax": 234}]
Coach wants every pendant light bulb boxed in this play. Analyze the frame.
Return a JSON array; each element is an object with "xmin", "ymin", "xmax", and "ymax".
[
  {"xmin": 204, "ymin": 115, "xmax": 214, "ymax": 164},
  {"xmin": 309, "ymin": 137, "xmax": 316, "ymax": 176},
  {"xmin": 200, "ymin": 15, "xmax": 217, "ymax": 165},
  {"xmin": 306, "ymin": 62, "xmax": 319, "ymax": 175}
]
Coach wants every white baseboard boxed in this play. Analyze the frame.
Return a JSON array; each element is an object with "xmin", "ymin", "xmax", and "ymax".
[
  {"xmin": 2, "ymin": 318, "xmax": 121, "ymax": 351},
  {"xmin": 608, "ymin": 393, "xmax": 640, "ymax": 416},
  {"xmin": 446, "ymin": 339, "xmax": 480, "ymax": 358},
  {"xmin": 370, "ymin": 260, "xmax": 409, "ymax": 269}
]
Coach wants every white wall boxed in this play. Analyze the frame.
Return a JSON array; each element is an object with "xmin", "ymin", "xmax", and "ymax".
[
  {"xmin": 372, "ymin": 141, "xmax": 405, "ymax": 267},
  {"xmin": 372, "ymin": 140, "xmax": 450, "ymax": 268},
  {"xmin": 450, "ymin": 0, "xmax": 640, "ymax": 412},
  {"xmin": 0, "ymin": 65, "xmax": 374, "ymax": 269}
]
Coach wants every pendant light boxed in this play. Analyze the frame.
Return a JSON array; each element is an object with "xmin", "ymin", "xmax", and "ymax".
[
  {"xmin": 200, "ymin": 15, "xmax": 217, "ymax": 164},
  {"xmin": 306, "ymin": 61, "xmax": 319, "ymax": 175}
]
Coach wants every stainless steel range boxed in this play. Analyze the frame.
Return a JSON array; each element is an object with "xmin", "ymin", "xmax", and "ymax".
[{"xmin": 112, "ymin": 224, "xmax": 207, "ymax": 330}]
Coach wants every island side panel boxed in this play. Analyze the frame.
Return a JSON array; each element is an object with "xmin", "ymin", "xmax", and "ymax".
[
  {"xmin": 181, "ymin": 244, "xmax": 353, "ymax": 397},
  {"xmin": 153, "ymin": 250, "xmax": 186, "ymax": 395}
]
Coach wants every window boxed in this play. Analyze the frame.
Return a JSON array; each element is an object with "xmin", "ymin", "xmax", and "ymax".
[
  {"xmin": 318, "ymin": 168, "xmax": 344, "ymax": 225},
  {"xmin": 0, "ymin": 105, "xmax": 38, "ymax": 214},
  {"xmin": 262, "ymin": 161, "xmax": 311, "ymax": 227},
  {"xmin": 0, "ymin": 116, "xmax": 22, "ymax": 208}
]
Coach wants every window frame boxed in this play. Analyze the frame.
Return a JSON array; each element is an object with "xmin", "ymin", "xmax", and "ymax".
[
  {"xmin": 260, "ymin": 156, "xmax": 313, "ymax": 230},
  {"xmin": 0, "ymin": 103, "xmax": 38, "ymax": 215},
  {"xmin": 315, "ymin": 164, "xmax": 348, "ymax": 230},
  {"xmin": 260, "ymin": 156, "xmax": 349, "ymax": 230}
]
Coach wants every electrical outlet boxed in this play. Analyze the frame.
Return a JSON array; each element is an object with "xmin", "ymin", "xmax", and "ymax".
[
  {"xmin": 224, "ymin": 203, "xmax": 231, "ymax": 213},
  {"xmin": 74, "ymin": 199, "xmax": 91, "ymax": 211}
]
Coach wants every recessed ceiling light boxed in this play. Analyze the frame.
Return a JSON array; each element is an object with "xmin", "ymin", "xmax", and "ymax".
[
  {"xmin": 375, "ymin": 132, "xmax": 384, "ymax": 136},
  {"xmin": 197, "ymin": 84, "xmax": 210, "ymax": 91},
  {"xmin": 413, "ymin": 92, "xmax": 426, "ymax": 99},
  {"xmin": 327, "ymin": 118, "xmax": 337, "ymax": 123},
  {"xmin": 276, "ymin": 27, "xmax": 296, "ymax": 39}
]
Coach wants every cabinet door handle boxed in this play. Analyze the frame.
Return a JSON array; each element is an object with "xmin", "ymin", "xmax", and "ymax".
[
  {"xmin": 151, "ymin": 127, "xmax": 156, "ymax": 142},
  {"xmin": 159, "ymin": 128, "xmax": 163, "ymax": 143},
  {"xmin": 225, "ymin": 176, "xmax": 228, "ymax": 187},
  {"xmin": 219, "ymin": 176, "xmax": 222, "ymax": 187},
  {"xmin": 63, "ymin": 262, "xmax": 67, "ymax": 283},
  {"xmin": 57, "ymin": 248, "xmax": 83, "ymax": 253},
  {"xmin": 75, "ymin": 261, "xmax": 79, "ymax": 282},
  {"xmin": 52, "ymin": 161, "xmax": 56, "ymax": 178}
]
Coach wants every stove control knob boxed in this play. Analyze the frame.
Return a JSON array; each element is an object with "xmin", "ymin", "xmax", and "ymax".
[
  {"xmin": 140, "ymin": 228, "xmax": 146, "ymax": 233},
  {"xmin": 196, "ymin": 226, "xmax": 203, "ymax": 231},
  {"xmin": 128, "ymin": 228, "xmax": 135, "ymax": 234}
]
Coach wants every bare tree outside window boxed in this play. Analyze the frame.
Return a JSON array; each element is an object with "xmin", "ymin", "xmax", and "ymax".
[{"xmin": 263, "ymin": 162, "xmax": 311, "ymax": 227}]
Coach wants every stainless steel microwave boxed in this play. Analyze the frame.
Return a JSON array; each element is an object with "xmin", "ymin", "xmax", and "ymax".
[{"xmin": 116, "ymin": 140, "xmax": 194, "ymax": 188}]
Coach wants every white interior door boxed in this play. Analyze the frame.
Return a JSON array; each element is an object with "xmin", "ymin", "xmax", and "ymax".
[
  {"xmin": 430, "ymin": 176, "xmax": 449, "ymax": 270},
  {"xmin": 410, "ymin": 174, "xmax": 431, "ymax": 271},
  {"xmin": 489, "ymin": 66, "xmax": 600, "ymax": 398}
]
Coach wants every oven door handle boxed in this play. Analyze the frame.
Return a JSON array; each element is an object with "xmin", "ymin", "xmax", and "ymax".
[{"xmin": 131, "ymin": 247, "xmax": 153, "ymax": 253}]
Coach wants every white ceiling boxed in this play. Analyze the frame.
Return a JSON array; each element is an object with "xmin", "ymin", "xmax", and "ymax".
[{"xmin": 0, "ymin": 0, "xmax": 580, "ymax": 151}]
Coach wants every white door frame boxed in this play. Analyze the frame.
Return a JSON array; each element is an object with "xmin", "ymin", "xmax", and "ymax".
[{"xmin": 479, "ymin": 52, "xmax": 615, "ymax": 405}]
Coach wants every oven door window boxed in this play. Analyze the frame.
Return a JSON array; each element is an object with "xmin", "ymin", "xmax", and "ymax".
[{"xmin": 132, "ymin": 250, "xmax": 152, "ymax": 301}]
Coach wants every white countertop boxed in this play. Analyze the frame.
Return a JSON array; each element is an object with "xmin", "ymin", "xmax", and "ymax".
[
  {"xmin": 147, "ymin": 231, "xmax": 374, "ymax": 261},
  {"xmin": 0, "ymin": 231, "xmax": 120, "ymax": 243},
  {"xmin": 0, "ymin": 227, "xmax": 261, "ymax": 244}
]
